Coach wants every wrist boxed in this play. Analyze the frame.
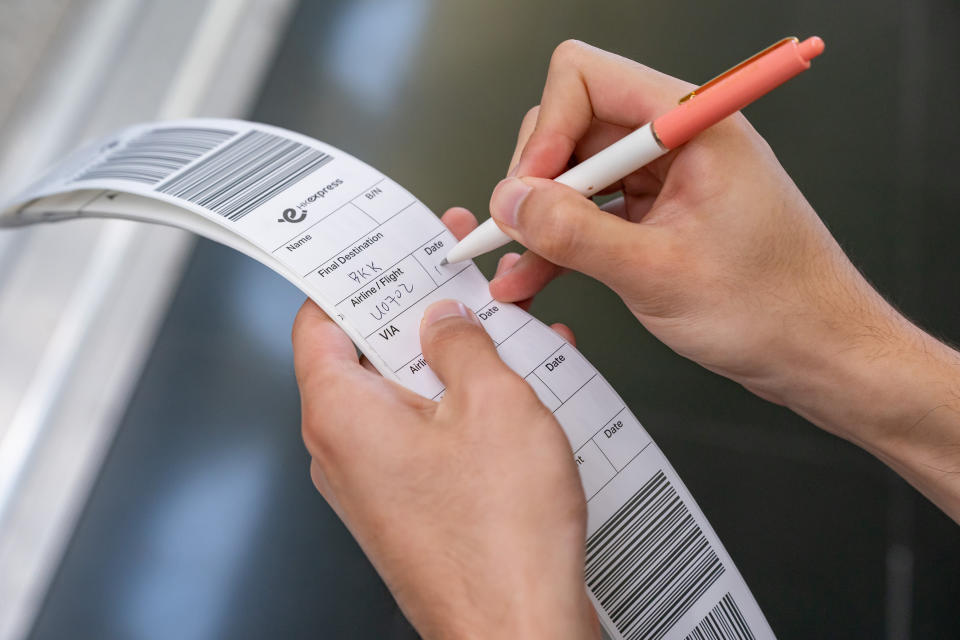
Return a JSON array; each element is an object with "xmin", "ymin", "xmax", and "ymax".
[
  {"xmin": 485, "ymin": 587, "xmax": 599, "ymax": 640},
  {"xmin": 788, "ymin": 318, "xmax": 946, "ymax": 447},
  {"xmin": 753, "ymin": 288, "xmax": 960, "ymax": 516},
  {"xmin": 422, "ymin": 579, "xmax": 599, "ymax": 640},
  {"xmin": 507, "ymin": 585, "xmax": 600, "ymax": 640},
  {"xmin": 761, "ymin": 293, "xmax": 935, "ymax": 445}
]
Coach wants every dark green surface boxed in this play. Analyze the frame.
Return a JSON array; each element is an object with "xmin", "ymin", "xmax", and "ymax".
[{"xmin": 31, "ymin": 1, "xmax": 959, "ymax": 638}]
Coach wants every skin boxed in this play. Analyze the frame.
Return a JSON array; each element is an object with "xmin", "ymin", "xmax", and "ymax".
[
  {"xmin": 293, "ymin": 235, "xmax": 596, "ymax": 639},
  {"xmin": 294, "ymin": 40, "xmax": 960, "ymax": 638}
]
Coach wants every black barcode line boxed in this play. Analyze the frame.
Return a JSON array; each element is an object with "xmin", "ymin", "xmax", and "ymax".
[
  {"xmin": 586, "ymin": 470, "xmax": 725, "ymax": 640},
  {"xmin": 586, "ymin": 475, "xmax": 677, "ymax": 597},
  {"xmin": 159, "ymin": 131, "xmax": 304, "ymax": 216},
  {"xmin": 157, "ymin": 130, "xmax": 332, "ymax": 221},
  {"xmin": 586, "ymin": 475, "xmax": 678, "ymax": 594},
  {"xmin": 611, "ymin": 530, "xmax": 714, "ymax": 634},
  {"xmin": 73, "ymin": 127, "xmax": 236, "ymax": 184},
  {"xmin": 685, "ymin": 593, "xmax": 756, "ymax": 640},
  {"xmin": 586, "ymin": 468, "xmax": 666, "ymax": 563},
  {"xmin": 597, "ymin": 504, "xmax": 688, "ymax": 609},
  {"xmin": 641, "ymin": 552, "xmax": 725, "ymax": 640},
  {"xmin": 160, "ymin": 131, "xmax": 268, "ymax": 198}
]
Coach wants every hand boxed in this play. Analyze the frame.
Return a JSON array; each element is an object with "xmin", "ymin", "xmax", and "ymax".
[
  {"xmin": 482, "ymin": 40, "xmax": 862, "ymax": 405},
  {"xmin": 450, "ymin": 40, "xmax": 960, "ymax": 521},
  {"xmin": 292, "ymin": 217, "xmax": 598, "ymax": 638}
]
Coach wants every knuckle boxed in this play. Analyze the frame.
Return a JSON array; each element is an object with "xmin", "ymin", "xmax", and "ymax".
[
  {"xmin": 725, "ymin": 111, "xmax": 752, "ymax": 134},
  {"xmin": 300, "ymin": 411, "xmax": 340, "ymax": 464},
  {"xmin": 713, "ymin": 111, "xmax": 757, "ymax": 145},
  {"xmin": 551, "ymin": 39, "xmax": 586, "ymax": 66}
]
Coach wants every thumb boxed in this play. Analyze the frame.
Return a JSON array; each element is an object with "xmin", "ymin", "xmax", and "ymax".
[
  {"xmin": 419, "ymin": 299, "xmax": 513, "ymax": 395},
  {"xmin": 489, "ymin": 176, "xmax": 644, "ymax": 283}
]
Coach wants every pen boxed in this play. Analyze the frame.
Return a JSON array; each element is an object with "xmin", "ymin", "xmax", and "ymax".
[{"xmin": 441, "ymin": 35, "xmax": 825, "ymax": 265}]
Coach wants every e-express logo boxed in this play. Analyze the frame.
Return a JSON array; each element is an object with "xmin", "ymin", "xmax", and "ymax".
[{"xmin": 277, "ymin": 178, "xmax": 344, "ymax": 223}]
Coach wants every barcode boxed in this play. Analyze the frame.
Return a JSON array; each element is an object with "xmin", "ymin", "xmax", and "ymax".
[
  {"xmin": 74, "ymin": 127, "xmax": 236, "ymax": 184},
  {"xmin": 685, "ymin": 593, "xmax": 755, "ymax": 640},
  {"xmin": 585, "ymin": 470, "xmax": 724, "ymax": 640},
  {"xmin": 157, "ymin": 130, "xmax": 332, "ymax": 221}
]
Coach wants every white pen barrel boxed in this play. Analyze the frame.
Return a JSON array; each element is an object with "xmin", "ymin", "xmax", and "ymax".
[
  {"xmin": 555, "ymin": 122, "xmax": 665, "ymax": 196},
  {"xmin": 443, "ymin": 122, "xmax": 666, "ymax": 264}
]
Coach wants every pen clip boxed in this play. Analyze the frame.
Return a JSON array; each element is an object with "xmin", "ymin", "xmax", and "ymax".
[{"xmin": 678, "ymin": 37, "xmax": 798, "ymax": 103}]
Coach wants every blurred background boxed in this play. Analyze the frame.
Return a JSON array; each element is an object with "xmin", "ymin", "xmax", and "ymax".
[{"xmin": 0, "ymin": 0, "xmax": 957, "ymax": 638}]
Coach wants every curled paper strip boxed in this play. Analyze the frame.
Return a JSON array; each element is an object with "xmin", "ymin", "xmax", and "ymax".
[{"xmin": 1, "ymin": 119, "xmax": 773, "ymax": 640}]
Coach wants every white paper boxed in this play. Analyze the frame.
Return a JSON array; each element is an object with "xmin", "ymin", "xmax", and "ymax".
[{"xmin": 1, "ymin": 119, "xmax": 774, "ymax": 640}]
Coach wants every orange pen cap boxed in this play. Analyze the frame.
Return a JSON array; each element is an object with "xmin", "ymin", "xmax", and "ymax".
[{"xmin": 654, "ymin": 36, "xmax": 825, "ymax": 149}]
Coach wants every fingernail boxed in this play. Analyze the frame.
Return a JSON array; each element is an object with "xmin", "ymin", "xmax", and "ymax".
[
  {"xmin": 490, "ymin": 178, "xmax": 532, "ymax": 229},
  {"xmin": 421, "ymin": 299, "xmax": 477, "ymax": 327},
  {"xmin": 507, "ymin": 164, "xmax": 520, "ymax": 178}
]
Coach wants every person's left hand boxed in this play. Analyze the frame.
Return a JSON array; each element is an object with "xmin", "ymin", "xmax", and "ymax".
[{"xmin": 292, "ymin": 212, "xmax": 599, "ymax": 639}]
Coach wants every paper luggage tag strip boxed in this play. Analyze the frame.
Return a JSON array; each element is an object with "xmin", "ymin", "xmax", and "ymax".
[{"xmin": 1, "ymin": 119, "xmax": 773, "ymax": 640}]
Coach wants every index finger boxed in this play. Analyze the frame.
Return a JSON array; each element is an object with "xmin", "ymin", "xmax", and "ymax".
[
  {"xmin": 516, "ymin": 40, "xmax": 693, "ymax": 179},
  {"xmin": 292, "ymin": 299, "xmax": 366, "ymax": 389}
]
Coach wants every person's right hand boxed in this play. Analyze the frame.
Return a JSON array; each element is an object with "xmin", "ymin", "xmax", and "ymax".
[
  {"xmin": 483, "ymin": 39, "xmax": 871, "ymax": 409},
  {"xmin": 448, "ymin": 41, "xmax": 960, "ymax": 521}
]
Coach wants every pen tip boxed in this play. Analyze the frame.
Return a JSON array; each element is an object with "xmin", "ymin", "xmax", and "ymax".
[{"xmin": 438, "ymin": 258, "xmax": 448, "ymax": 266}]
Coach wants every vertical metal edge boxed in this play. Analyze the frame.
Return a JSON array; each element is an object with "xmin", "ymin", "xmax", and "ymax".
[{"xmin": 0, "ymin": 1, "xmax": 298, "ymax": 638}]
